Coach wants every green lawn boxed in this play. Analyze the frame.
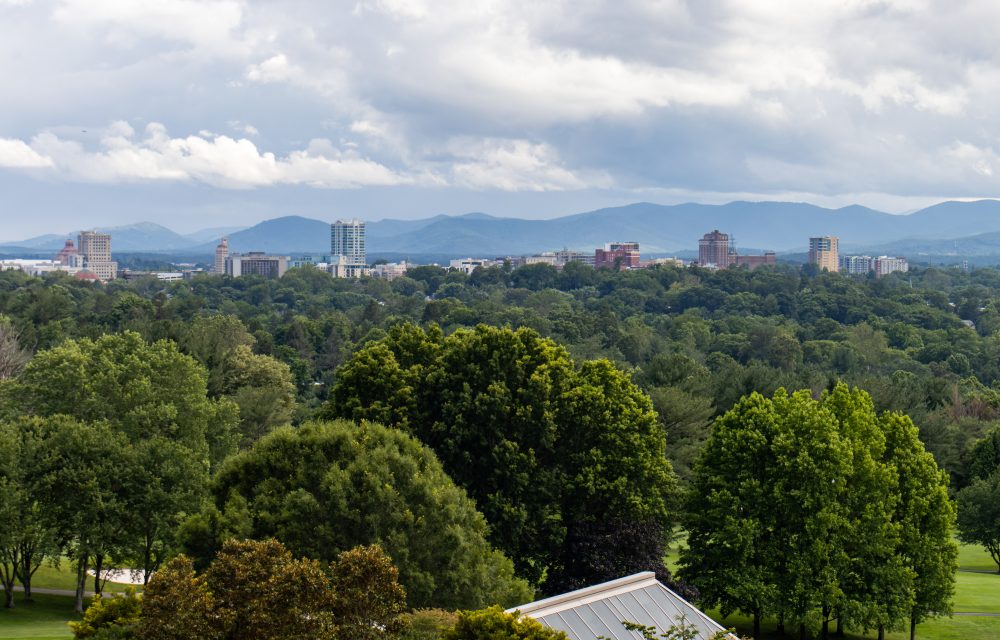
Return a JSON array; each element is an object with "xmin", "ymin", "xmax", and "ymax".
[
  {"xmin": 0, "ymin": 595, "xmax": 81, "ymax": 640},
  {"xmin": 29, "ymin": 562, "xmax": 135, "ymax": 595},
  {"xmin": 0, "ymin": 561, "xmax": 137, "ymax": 640}
]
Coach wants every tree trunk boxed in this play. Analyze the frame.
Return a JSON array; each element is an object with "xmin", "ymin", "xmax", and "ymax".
[
  {"xmin": 1, "ymin": 562, "xmax": 17, "ymax": 610},
  {"xmin": 777, "ymin": 614, "xmax": 785, "ymax": 637},
  {"xmin": 836, "ymin": 615, "xmax": 844, "ymax": 637},
  {"xmin": 910, "ymin": 615, "xmax": 916, "ymax": 640},
  {"xmin": 17, "ymin": 541, "xmax": 34, "ymax": 602},
  {"xmin": 753, "ymin": 611, "xmax": 761, "ymax": 640},
  {"xmin": 74, "ymin": 555, "xmax": 88, "ymax": 614},
  {"xmin": 822, "ymin": 605, "xmax": 830, "ymax": 640},
  {"xmin": 93, "ymin": 554, "xmax": 103, "ymax": 596},
  {"xmin": 878, "ymin": 624, "xmax": 885, "ymax": 640},
  {"xmin": 800, "ymin": 623, "xmax": 806, "ymax": 640}
]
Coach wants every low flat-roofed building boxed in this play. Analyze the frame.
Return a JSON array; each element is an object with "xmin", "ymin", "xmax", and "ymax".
[
  {"xmin": 372, "ymin": 261, "xmax": 409, "ymax": 281},
  {"xmin": 449, "ymin": 258, "xmax": 500, "ymax": 274},
  {"xmin": 225, "ymin": 252, "xmax": 289, "ymax": 278}
]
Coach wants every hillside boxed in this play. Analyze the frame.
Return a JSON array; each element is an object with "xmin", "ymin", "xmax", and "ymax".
[{"xmin": 9, "ymin": 199, "xmax": 1000, "ymax": 258}]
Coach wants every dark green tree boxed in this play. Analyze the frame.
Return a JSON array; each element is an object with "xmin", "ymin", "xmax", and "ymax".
[
  {"xmin": 325, "ymin": 323, "xmax": 677, "ymax": 591},
  {"xmin": 188, "ymin": 420, "xmax": 530, "ymax": 609}
]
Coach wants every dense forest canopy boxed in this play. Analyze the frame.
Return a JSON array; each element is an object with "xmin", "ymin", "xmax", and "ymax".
[{"xmin": 1, "ymin": 262, "xmax": 997, "ymax": 486}]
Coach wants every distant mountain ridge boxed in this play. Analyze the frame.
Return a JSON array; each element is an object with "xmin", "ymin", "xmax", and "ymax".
[{"xmin": 8, "ymin": 199, "xmax": 1000, "ymax": 258}]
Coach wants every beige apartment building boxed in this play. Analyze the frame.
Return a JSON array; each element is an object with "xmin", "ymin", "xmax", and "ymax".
[
  {"xmin": 808, "ymin": 236, "xmax": 839, "ymax": 272},
  {"xmin": 78, "ymin": 231, "xmax": 118, "ymax": 281}
]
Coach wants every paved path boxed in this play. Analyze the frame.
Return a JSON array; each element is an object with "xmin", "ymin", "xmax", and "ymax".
[{"xmin": 10, "ymin": 585, "xmax": 91, "ymax": 597}]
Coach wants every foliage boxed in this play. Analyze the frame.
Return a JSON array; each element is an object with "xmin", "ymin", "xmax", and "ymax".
[
  {"xmin": 70, "ymin": 589, "xmax": 142, "ymax": 639},
  {"xmin": 441, "ymin": 607, "xmax": 568, "ymax": 640},
  {"xmin": 140, "ymin": 540, "xmax": 408, "ymax": 640},
  {"xmin": 329, "ymin": 544, "xmax": 409, "ymax": 640},
  {"xmin": 681, "ymin": 384, "xmax": 954, "ymax": 639},
  {"xmin": 598, "ymin": 617, "xmax": 739, "ymax": 640},
  {"xmin": 0, "ymin": 316, "xmax": 30, "ymax": 380},
  {"xmin": 957, "ymin": 472, "xmax": 1000, "ymax": 572},
  {"xmin": 325, "ymin": 323, "xmax": 676, "ymax": 592},
  {"xmin": 4, "ymin": 262, "xmax": 1000, "ymax": 485},
  {"xmin": 202, "ymin": 539, "xmax": 338, "ymax": 640},
  {"xmin": 186, "ymin": 420, "xmax": 531, "ymax": 609},
  {"xmin": 139, "ymin": 555, "xmax": 226, "ymax": 640},
  {"xmin": 401, "ymin": 610, "xmax": 460, "ymax": 640},
  {"xmin": 14, "ymin": 330, "xmax": 238, "ymax": 467}
]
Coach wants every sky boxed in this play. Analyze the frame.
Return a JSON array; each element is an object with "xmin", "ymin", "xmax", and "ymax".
[{"xmin": 2, "ymin": 0, "xmax": 1000, "ymax": 239}]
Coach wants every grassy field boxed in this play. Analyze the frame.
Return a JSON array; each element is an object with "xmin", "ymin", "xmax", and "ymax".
[
  {"xmin": 27, "ymin": 562, "xmax": 135, "ymax": 595},
  {"xmin": 1, "ymin": 544, "xmax": 998, "ymax": 639},
  {"xmin": 0, "ymin": 561, "xmax": 136, "ymax": 640},
  {"xmin": 0, "ymin": 595, "xmax": 82, "ymax": 640}
]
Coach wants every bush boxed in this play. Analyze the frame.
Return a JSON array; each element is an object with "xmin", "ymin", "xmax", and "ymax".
[{"xmin": 70, "ymin": 589, "xmax": 142, "ymax": 639}]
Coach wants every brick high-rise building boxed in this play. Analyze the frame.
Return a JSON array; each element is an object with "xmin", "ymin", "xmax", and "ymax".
[
  {"xmin": 698, "ymin": 230, "xmax": 733, "ymax": 268},
  {"xmin": 808, "ymin": 236, "xmax": 839, "ymax": 272},
  {"xmin": 594, "ymin": 242, "xmax": 640, "ymax": 270}
]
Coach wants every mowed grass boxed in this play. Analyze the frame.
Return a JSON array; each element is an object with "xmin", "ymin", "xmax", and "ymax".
[
  {"xmin": 0, "ymin": 595, "xmax": 80, "ymax": 640},
  {"xmin": 29, "ymin": 562, "xmax": 135, "ymax": 595},
  {"xmin": 0, "ymin": 561, "xmax": 137, "ymax": 640}
]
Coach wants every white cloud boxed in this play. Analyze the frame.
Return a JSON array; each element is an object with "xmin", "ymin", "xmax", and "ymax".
[
  {"xmin": 0, "ymin": 138, "xmax": 53, "ymax": 168},
  {"xmin": 52, "ymin": 0, "xmax": 246, "ymax": 54},
  {"xmin": 6, "ymin": 0, "xmax": 1000, "ymax": 210},
  {"xmin": 12, "ymin": 123, "xmax": 412, "ymax": 189},
  {"xmin": 451, "ymin": 139, "xmax": 612, "ymax": 191}
]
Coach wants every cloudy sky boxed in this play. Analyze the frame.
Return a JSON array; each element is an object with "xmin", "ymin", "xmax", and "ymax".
[{"xmin": 1, "ymin": 0, "xmax": 998, "ymax": 239}]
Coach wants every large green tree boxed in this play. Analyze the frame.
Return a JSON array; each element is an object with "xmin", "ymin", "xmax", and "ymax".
[
  {"xmin": 28, "ymin": 416, "xmax": 137, "ymax": 612},
  {"xmin": 184, "ymin": 420, "xmax": 531, "ymax": 610},
  {"xmin": 881, "ymin": 413, "xmax": 957, "ymax": 640},
  {"xmin": 681, "ymin": 385, "xmax": 949, "ymax": 640},
  {"xmin": 15, "ymin": 331, "xmax": 238, "ymax": 467},
  {"xmin": 182, "ymin": 315, "xmax": 296, "ymax": 447},
  {"xmin": 324, "ymin": 323, "xmax": 676, "ymax": 591},
  {"xmin": 0, "ymin": 420, "xmax": 59, "ymax": 607}
]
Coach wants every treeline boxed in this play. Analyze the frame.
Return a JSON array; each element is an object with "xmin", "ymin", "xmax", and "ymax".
[{"xmin": 2, "ymin": 262, "xmax": 1000, "ymax": 484}]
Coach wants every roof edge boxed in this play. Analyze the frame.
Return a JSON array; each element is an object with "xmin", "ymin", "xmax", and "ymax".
[{"xmin": 506, "ymin": 572, "xmax": 659, "ymax": 616}]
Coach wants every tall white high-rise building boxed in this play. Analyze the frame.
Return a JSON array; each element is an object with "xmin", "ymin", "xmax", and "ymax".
[
  {"xmin": 330, "ymin": 219, "xmax": 368, "ymax": 278},
  {"xmin": 78, "ymin": 230, "xmax": 118, "ymax": 281}
]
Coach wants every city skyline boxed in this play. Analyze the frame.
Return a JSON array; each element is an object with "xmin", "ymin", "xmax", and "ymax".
[{"xmin": 4, "ymin": 2, "xmax": 1000, "ymax": 236}]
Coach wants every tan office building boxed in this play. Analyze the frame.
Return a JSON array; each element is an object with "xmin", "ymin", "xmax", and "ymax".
[
  {"xmin": 808, "ymin": 236, "xmax": 839, "ymax": 272},
  {"xmin": 78, "ymin": 231, "xmax": 118, "ymax": 281},
  {"xmin": 214, "ymin": 237, "xmax": 229, "ymax": 274}
]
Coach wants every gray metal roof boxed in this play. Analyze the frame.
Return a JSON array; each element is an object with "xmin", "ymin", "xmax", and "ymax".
[{"xmin": 507, "ymin": 572, "xmax": 731, "ymax": 640}]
